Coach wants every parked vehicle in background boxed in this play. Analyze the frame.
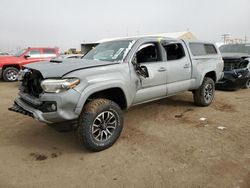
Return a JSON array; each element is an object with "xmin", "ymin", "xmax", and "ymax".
[
  {"xmin": 9, "ymin": 37, "xmax": 223, "ymax": 151},
  {"xmin": 0, "ymin": 52, "xmax": 10, "ymax": 56},
  {"xmin": 0, "ymin": 47, "xmax": 59, "ymax": 81},
  {"xmin": 216, "ymin": 44, "xmax": 250, "ymax": 90},
  {"xmin": 53, "ymin": 54, "xmax": 83, "ymax": 60},
  {"xmin": 219, "ymin": 43, "xmax": 250, "ymax": 54}
]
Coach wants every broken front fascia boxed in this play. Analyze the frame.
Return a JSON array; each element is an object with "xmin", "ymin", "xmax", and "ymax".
[{"xmin": 216, "ymin": 58, "xmax": 250, "ymax": 90}]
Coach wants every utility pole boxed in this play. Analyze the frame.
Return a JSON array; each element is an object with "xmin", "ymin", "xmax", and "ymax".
[
  {"xmin": 221, "ymin": 34, "xmax": 230, "ymax": 44},
  {"xmin": 244, "ymin": 35, "xmax": 248, "ymax": 44}
]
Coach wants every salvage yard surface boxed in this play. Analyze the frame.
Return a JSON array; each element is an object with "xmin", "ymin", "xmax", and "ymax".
[{"xmin": 0, "ymin": 82, "xmax": 249, "ymax": 188}]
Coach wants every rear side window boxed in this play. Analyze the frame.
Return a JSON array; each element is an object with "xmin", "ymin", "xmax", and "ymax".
[
  {"xmin": 43, "ymin": 48, "xmax": 57, "ymax": 57},
  {"xmin": 44, "ymin": 49, "xmax": 55, "ymax": 55},
  {"xmin": 204, "ymin": 44, "xmax": 217, "ymax": 54},
  {"xmin": 189, "ymin": 43, "xmax": 217, "ymax": 56},
  {"xmin": 163, "ymin": 43, "xmax": 185, "ymax": 60}
]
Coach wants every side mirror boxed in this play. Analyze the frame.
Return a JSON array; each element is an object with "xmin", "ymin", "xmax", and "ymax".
[
  {"xmin": 24, "ymin": 55, "xmax": 30, "ymax": 59},
  {"xmin": 140, "ymin": 65, "xmax": 149, "ymax": 78},
  {"xmin": 132, "ymin": 55, "xmax": 149, "ymax": 78}
]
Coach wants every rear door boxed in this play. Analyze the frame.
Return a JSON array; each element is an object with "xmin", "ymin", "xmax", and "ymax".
[
  {"xmin": 42, "ymin": 48, "xmax": 58, "ymax": 59},
  {"xmin": 162, "ymin": 41, "xmax": 192, "ymax": 95}
]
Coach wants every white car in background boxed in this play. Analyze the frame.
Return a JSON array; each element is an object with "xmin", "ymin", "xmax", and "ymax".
[
  {"xmin": 56, "ymin": 54, "xmax": 83, "ymax": 59},
  {"xmin": 0, "ymin": 52, "xmax": 10, "ymax": 56}
]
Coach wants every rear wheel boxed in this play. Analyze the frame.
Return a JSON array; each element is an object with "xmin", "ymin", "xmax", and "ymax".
[
  {"xmin": 193, "ymin": 77, "xmax": 215, "ymax": 106},
  {"xmin": 77, "ymin": 98, "xmax": 123, "ymax": 152},
  {"xmin": 3, "ymin": 67, "xmax": 19, "ymax": 82}
]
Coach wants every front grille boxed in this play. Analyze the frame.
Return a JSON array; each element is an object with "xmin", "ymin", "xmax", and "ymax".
[{"xmin": 21, "ymin": 69, "xmax": 44, "ymax": 98}]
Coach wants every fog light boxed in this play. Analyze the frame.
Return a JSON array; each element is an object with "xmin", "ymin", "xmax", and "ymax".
[
  {"xmin": 51, "ymin": 104, "xmax": 56, "ymax": 111},
  {"xmin": 40, "ymin": 101, "xmax": 57, "ymax": 112}
]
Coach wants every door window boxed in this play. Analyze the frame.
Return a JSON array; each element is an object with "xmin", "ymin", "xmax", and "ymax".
[
  {"xmin": 136, "ymin": 43, "xmax": 162, "ymax": 63},
  {"xmin": 44, "ymin": 49, "xmax": 55, "ymax": 54},
  {"xmin": 27, "ymin": 50, "xmax": 41, "ymax": 58},
  {"xmin": 163, "ymin": 43, "xmax": 185, "ymax": 61}
]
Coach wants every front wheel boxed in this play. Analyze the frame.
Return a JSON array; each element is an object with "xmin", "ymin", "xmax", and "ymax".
[
  {"xmin": 77, "ymin": 99, "xmax": 123, "ymax": 152},
  {"xmin": 3, "ymin": 67, "xmax": 19, "ymax": 82},
  {"xmin": 243, "ymin": 78, "xmax": 250, "ymax": 89},
  {"xmin": 193, "ymin": 77, "xmax": 215, "ymax": 106}
]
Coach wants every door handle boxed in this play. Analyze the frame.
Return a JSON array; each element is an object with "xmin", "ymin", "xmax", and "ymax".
[
  {"xmin": 158, "ymin": 67, "xmax": 166, "ymax": 72},
  {"xmin": 183, "ymin": 64, "xmax": 190, "ymax": 68}
]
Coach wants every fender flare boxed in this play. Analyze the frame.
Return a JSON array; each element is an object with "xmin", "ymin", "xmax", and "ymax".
[
  {"xmin": 75, "ymin": 80, "xmax": 129, "ymax": 115},
  {"xmin": 198, "ymin": 70, "xmax": 217, "ymax": 86}
]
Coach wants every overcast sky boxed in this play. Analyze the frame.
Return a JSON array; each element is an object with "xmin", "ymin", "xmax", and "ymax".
[{"xmin": 0, "ymin": 0, "xmax": 250, "ymax": 52}]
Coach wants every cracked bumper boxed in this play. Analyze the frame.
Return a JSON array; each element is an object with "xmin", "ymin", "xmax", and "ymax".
[
  {"xmin": 215, "ymin": 77, "xmax": 248, "ymax": 90},
  {"xmin": 9, "ymin": 90, "xmax": 81, "ymax": 124}
]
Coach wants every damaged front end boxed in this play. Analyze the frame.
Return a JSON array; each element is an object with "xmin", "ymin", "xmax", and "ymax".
[
  {"xmin": 8, "ymin": 66, "xmax": 81, "ymax": 124},
  {"xmin": 216, "ymin": 55, "xmax": 250, "ymax": 90},
  {"xmin": 8, "ymin": 68, "xmax": 50, "ymax": 122}
]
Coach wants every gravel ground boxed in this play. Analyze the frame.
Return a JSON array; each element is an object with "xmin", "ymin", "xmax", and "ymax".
[{"xmin": 0, "ymin": 81, "xmax": 249, "ymax": 188}]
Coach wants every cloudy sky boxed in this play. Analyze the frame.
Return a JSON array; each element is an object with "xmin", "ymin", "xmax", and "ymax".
[{"xmin": 0, "ymin": 0, "xmax": 249, "ymax": 52}]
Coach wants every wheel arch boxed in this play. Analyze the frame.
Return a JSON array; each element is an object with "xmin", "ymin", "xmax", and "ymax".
[
  {"xmin": 87, "ymin": 87, "xmax": 127, "ymax": 110},
  {"xmin": 204, "ymin": 71, "xmax": 217, "ymax": 82},
  {"xmin": 75, "ymin": 82, "xmax": 129, "ymax": 115},
  {"xmin": 2, "ymin": 64, "xmax": 21, "ymax": 71}
]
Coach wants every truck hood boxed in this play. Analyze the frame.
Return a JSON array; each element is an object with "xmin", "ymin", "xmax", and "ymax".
[
  {"xmin": 0, "ymin": 56, "xmax": 20, "ymax": 64},
  {"xmin": 222, "ymin": 53, "xmax": 250, "ymax": 60},
  {"xmin": 24, "ymin": 59, "xmax": 118, "ymax": 78}
]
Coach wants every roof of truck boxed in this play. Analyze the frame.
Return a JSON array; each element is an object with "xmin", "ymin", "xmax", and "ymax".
[
  {"xmin": 97, "ymin": 31, "xmax": 197, "ymax": 43},
  {"xmin": 98, "ymin": 36, "xmax": 181, "ymax": 43}
]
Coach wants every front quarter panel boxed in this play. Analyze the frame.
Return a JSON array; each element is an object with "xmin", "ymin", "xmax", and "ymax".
[{"xmin": 63, "ymin": 63, "xmax": 132, "ymax": 115}]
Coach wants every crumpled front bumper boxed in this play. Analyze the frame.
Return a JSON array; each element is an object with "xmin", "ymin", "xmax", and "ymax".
[
  {"xmin": 9, "ymin": 98, "xmax": 51, "ymax": 123},
  {"xmin": 9, "ymin": 89, "xmax": 81, "ymax": 124},
  {"xmin": 216, "ymin": 68, "xmax": 250, "ymax": 90},
  {"xmin": 215, "ymin": 77, "xmax": 249, "ymax": 90}
]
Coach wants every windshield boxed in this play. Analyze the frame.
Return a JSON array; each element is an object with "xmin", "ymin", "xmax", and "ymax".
[
  {"xmin": 219, "ymin": 44, "xmax": 250, "ymax": 54},
  {"xmin": 14, "ymin": 49, "xmax": 27, "ymax": 57},
  {"xmin": 83, "ymin": 40, "xmax": 135, "ymax": 62}
]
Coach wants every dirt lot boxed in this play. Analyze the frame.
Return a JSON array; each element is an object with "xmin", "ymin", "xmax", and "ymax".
[{"xmin": 0, "ymin": 82, "xmax": 249, "ymax": 188}]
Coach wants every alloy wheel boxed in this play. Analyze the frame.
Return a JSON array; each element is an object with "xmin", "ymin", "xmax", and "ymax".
[{"xmin": 92, "ymin": 111, "xmax": 117, "ymax": 142}]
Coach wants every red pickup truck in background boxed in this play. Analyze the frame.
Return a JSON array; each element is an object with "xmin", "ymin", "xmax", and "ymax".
[{"xmin": 0, "ymin": 47, "xmax": 59, "ymax": 81}]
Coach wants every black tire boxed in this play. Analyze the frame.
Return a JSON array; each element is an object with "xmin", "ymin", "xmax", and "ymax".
[
  {"xmin": 77, "ymin": 98, "xmax": 123, "ymax": 152},
  {"xmin": 3, "ymin": 67, "xmax": 19, "ymax": 82},
  {"xmin": 193, "ymin": 77, "xmax": 215, "ymax": 107},
  {"xmin": 243, "ymin": 78, "xmax": 250, "ymax": 89}
]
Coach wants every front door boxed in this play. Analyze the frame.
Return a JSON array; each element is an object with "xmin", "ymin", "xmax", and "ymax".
[
  {"xmin": 21, "ymin": 49, "xmax": 43, "ymax": 66},
  {"xmin": 132, "ymin": 42, "xmax": 167, "ymax": 104}
]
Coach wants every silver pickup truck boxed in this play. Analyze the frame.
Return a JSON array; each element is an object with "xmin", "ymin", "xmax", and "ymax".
[{"xmin": 9, "ymin": 37, "xmax": 224, "ymax": 151}]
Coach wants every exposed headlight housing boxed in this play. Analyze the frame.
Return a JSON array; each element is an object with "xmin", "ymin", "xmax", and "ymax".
[{"xmin": 41, "ymin": 78, "xmax": 80, "ymax": 93}]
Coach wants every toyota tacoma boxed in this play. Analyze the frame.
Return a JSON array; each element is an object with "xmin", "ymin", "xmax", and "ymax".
[{"xmin": 9, "ymin": 37, "xmax": 224, "ymax": 151}]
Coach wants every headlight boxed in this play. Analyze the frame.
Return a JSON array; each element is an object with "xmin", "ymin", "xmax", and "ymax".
[{"xmin": 41, "ymin": 78, "xmax": 80, "ymax": 93}]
